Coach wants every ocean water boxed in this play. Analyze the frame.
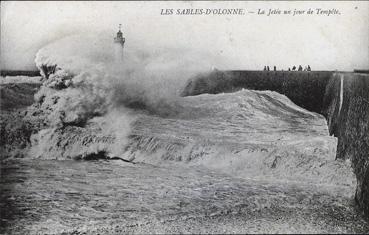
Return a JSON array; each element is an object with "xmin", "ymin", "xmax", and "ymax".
[{"xmin": 2, "ymin": 88, "xmax": 369, "ymax": 234}]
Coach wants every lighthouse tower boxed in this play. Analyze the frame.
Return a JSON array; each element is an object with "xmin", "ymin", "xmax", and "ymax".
[{"xmin": 114, "ymin": 24, "xmax": 125, "ymax": 62}]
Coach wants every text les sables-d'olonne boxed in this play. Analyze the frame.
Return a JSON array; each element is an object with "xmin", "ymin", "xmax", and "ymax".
[{"xmin": 161, "ymin": 8, "xmax": 245, "ymax": 15}]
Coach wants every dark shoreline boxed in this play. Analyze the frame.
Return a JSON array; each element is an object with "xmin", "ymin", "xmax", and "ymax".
[{"xmin": 0, "ymin": 70, "xmax": 41, "ymax": 77}]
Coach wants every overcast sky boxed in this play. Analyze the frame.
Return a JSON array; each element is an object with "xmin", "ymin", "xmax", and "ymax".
[{"xmin": 1, "ymin": 1, "xmax": 368, "ymax": 71}]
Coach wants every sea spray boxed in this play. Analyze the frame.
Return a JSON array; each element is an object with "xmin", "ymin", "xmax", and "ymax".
[{"xmin": 29, "ymin": 31, "xmax": 215, "ymax": 159}]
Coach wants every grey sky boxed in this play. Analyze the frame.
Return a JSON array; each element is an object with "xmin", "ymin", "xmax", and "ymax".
[{"xmin": 1, "ymin": 1, "xmax": 368, "ymax": 71}]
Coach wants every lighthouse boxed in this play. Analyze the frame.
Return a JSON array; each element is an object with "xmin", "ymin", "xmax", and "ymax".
[{"xmin": 114, "ymin": 24, "xmax": 125, "ymax": 62}]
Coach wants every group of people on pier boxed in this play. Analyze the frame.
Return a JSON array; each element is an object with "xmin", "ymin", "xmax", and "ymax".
[{"xmin": 263, "ymin": 65, "xmax": 311, "ymax": 71}]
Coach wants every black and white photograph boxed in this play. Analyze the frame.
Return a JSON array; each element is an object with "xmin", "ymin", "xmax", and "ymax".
[{"xmin": 1, "ymin": 1, "xmax": 369, "ymax": 234}]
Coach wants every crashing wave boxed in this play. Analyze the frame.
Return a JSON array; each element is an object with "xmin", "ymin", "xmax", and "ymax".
[{"xmin": 1, "ymin": 32, "xmax": 350, "ymax": 190}]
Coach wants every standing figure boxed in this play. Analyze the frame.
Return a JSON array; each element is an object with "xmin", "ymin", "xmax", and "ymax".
[
  {"xmin": 307, "ymin": 65, "xmax": 311, "ymax": 71},
  {"xmin": 264, "ymin": 66, "xmax": 267, "ymax": 71},
  {"xmin": 298, "ymin": 65, "xmax": 303, "ymax": 71},
  {"xmin": 267, "ymin": 66, "xmax": 270, "ymax": 71},
  {"xmin": 273, "ymin": 66, "xmax": 277, "ymax": 71},
  {"xmin": 292, "ymin": 66, "xmax": 296, "ymax": 71}
]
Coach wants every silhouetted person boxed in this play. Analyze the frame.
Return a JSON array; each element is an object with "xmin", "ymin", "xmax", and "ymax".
[
  {"xmin": 298, "ymin": 65, "xmax": 303, "ymax": 71},
  {"xmin": 288, "ymin": 68, "xmax": 291, "ymax": 71},
  {"xmin": 292, "ymin": 66, "xmax": 296, "ymax": 71},
  {"xmin": 263, "ymin": 66, "xmax": 267, "ymax": 71},
  {"xmin": 267, "ymin": 66, "xmax": 270, "ymax": 71},
  {"xmin": 273, "ymin": 66, "xmax": 276, "ymax": 71},
  {"xmin": 307, "ymin": 65, "xmax": 311, "ymax": 71}
]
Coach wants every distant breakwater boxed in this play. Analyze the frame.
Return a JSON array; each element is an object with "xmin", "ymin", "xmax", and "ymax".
[
  {"xmin": 0, "ymin": 70, "xmax": 41, "ymax": 77},
  {"xmin": 182, "ymin": 70, "xmax": 369, "ymax": 218}
]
